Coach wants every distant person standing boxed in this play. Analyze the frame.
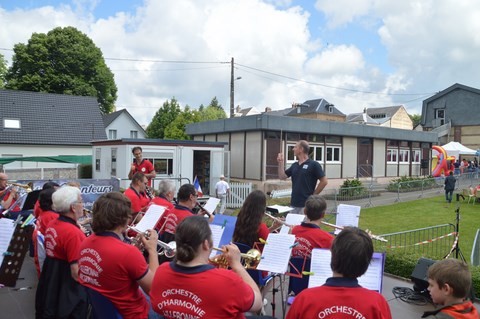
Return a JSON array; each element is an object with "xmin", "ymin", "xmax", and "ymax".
[
  {"xmin": 215, "ymin": 174, "xmax": 230, "ymax": 214},
  {"xmin": 444, "ymin": 171, "xmax": 456, "ymax": 204},
  {"xmin": 277, "ymin": 140, "xmax": 328, "ymax": 214},
  {"xmin": 128, "ymin": 146, "xmax": 156, "ymax": 187}
]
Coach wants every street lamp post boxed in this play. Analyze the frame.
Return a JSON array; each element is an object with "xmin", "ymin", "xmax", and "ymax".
[{"xmin": 229, "ymin": 57, "xmax": 241, "ymax": 118}]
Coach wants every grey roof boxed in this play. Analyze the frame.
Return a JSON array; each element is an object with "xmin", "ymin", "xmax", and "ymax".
[
  {"xmin": 0, "ymin": 89, "xmax": 107, "ymax": 145},
  {"xmin": 285, "ymin": 99, "xmax": 345, "ymax": 116},
  {"xmin": 186, "ymin": 113, "xmax": 438, "ymax": 143},
  {"xmin": 346, "ymin": 113, "xmax": 379, "ymax": 125},
  {"xmin": 103, "ymin": 109, "xmax": 146, "ymax": 134}
]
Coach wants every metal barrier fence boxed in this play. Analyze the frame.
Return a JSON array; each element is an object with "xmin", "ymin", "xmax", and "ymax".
[
  {"xmin": 373, "ymin": 224, "xmax": 457, "ymax": 259},
  {"xmin": 226, "ymin": 182, "xmax": 253, "ymax": 209}
]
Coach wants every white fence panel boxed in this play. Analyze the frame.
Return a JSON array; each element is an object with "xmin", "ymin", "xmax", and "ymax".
[{"xmin": 227, "ymin": 182, "xmax": 252, "ymax": 208}]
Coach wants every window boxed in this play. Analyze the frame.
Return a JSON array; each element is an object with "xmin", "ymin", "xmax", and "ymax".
[
  {"xmin": 111, "ymin": 148, "xmax": 117, "ymax": 176},
  {"xmin": 4, "ymin": 118, "xmax": 20, "ymax": 129},
  {"xmin": 130, "ymin": 130, "xmax": 138, "ymax": 138},
  {"xmin": 399, "ymin": 149, "xmax": 410, "ymax": 163},
  {"xmin": 387, "ymin": 149, "xmax": 398, "ymax": 163},
  {"xmin": 435, "ymin": 109, "xmax": 445, "ymax": 126},
  {"xmin": 95, "ymin": 148, "xmax": 101, "ymax": 171},
  {"xmin": 287, "ymin": 144, "xmax": 323, "ymax": 162},
  {"xmin": 144, "ymin": 158, "xmax": 173, "ymax": 175},
  {"xmin": 108, "ymin": 129, "xmax": 117, "ymax": 139},
  {"xmin": 326, "ymin": 146, "xmax": 341, "ymax": 162},
  {"xmin": 412, "ymin": 150, "xmax": 421, "ymax": 163}
]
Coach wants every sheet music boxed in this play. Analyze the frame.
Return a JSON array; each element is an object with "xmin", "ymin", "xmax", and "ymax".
[
  {"xmin": 256, "ymin": 233, "xmax": 295, "ymax": 274},
  {"xmin": 203, "ymin": 197, "xmax": 220, "ymax": 215},
  {"xmin": 135, "ymin": 205, "xmax": 166, "ymax": 233},
  {"xmin": 308, "ymin": 248, "xmax": 333, "ymax": 288},
  {"xmin": 308, "ymin": 248, "xmax": 385, "ymax": 292},
  {"xmin": 280, "ymin": 214, "xmax": 305, "ymax": 234},
  {"xmin": 335, "ymin": 204, "xmax": 361, "ymax": 235},
  {"xmin": 209, "ymin": 224, "xmax": 225, "ymax": 258},
  {"xmin": 0, "ymin": 218, "xmax": 16, "ymax": 266}
]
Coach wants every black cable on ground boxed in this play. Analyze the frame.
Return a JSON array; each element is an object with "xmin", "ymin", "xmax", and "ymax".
[{"xmin": 391, "ymin": 286, "xmax": 432, "ymax": 306}]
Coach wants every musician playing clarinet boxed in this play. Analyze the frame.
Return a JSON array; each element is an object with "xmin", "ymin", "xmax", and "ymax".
[
  {"xmin": 78, "ymin": 192, "xmax": 160, "ymax": 319},
  {"xmin": 124, "ymin": 172, "xmax": 151, "ymax": 220},
  {"xmin": 150, "ymin": 215, "xmax": 263, "ymax": 319},
  {"xmin": 286, "ymin": 227, "xmax": 392, "ymax": 319}
]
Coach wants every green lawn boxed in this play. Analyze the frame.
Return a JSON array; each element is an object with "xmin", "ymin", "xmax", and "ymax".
[{"xmin": 359, "ymin": 195, "xmax": 479, "ymax": 263}]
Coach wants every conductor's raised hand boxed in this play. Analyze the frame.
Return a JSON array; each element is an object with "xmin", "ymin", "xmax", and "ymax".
[{"xmin": 277, "ymin": 152, "xmax": 284, "ymax": 163}]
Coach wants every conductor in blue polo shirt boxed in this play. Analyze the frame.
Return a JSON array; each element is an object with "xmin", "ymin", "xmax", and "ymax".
[{"xmin": 277, "ymin": 140, "xmax": 328, "ymax": 214}]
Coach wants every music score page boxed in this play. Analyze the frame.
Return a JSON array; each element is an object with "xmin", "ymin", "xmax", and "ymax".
[
  {"xmin": 308, "ymin": 248, "xmax": 385, "ymax": 292},
  {"xmin": 0, "ymin": 219, "xmax": 16, "ymax": 266},
  {"xmin": 209, "ymin": 224, "xmax": 225, "ymax": 258},
  {"xmin": 334, "ymin": 204, "xmax": 361, "ymax": 235},
  {"xmin": 256, "ymin": 233, "xmax": 295, "ymax": 274},
  {"xmin": 135, "ymin": 204, "xmax": 166, "ymax": 233}
]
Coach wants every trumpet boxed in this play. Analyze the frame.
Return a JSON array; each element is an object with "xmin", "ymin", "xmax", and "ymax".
[
  {"xmin": 127, "ymin": 226, "xmax": 176, "ymax": 257},
  {"xmin": 210, "ymin": 247, "xmax": 262, "ymax": 269},
  {"xmin": 7, "ymin": 182, "xmax": 33, "ymax": 193}
]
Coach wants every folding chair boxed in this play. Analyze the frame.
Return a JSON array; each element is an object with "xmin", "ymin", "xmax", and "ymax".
[
  {"xmin": 86, "ymin": 287, "xmax": 123, "ymax": 319},
  {"xmin": 462, "ymin": 188, "xmax": 475, "ymax": 204}
]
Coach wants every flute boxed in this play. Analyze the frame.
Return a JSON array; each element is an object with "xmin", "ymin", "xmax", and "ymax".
[{"xmin": 320, "ymin": 221, "xmax": 388, "ymax": 242}]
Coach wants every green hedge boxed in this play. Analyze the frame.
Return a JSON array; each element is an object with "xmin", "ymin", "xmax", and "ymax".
[
  {"xmin": 387, "ymin": 176, "xmax": 439, "ymax": 192},
  {"xmin": 384, "ymin": 251, "xmax": 480, "ymax": 297}
]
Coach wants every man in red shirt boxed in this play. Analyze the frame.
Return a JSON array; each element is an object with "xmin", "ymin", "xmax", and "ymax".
[
  {"xmin": 0, "ymin": 173, "xmax": 21, "ymax": 214},
  {"xmin": 128, "ymin": 146, "xmax": 156, "ymax": 187},
  {"xmin": 78, "ymin": 192, "xmax": 159, "ymax": 319},
  {"xmin": 124, "ymin": 172, "xmax": 151, "ymax": 220},
  {"xmin": 151, "ymin": 179, "xmax": 175, "ymax": 211},
  {"xmin": 157, "ymin": 184, "xmax": 197, "ymax": 243},
  {"xmin": 286, "ymin": 227, "xmax": 392, "ymax": 319},
  {"xmin": 35, "ymin": 186, "xmax": 88, "ymax": 319}
]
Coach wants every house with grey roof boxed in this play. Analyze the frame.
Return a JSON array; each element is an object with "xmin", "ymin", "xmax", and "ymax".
[
  {"xmin": 286, "ymin": 99, "xmax": 346, "ymax": 122},
  {"xmin": 103, "ymin": 108, "xmax": 147, "ymax": 139},
  {"xmin": 0, "ymin": 89, "xmax": 106, "ymax": 178},
  {"xmin": 421, "ymin": 83, "xmax": 480, "ymax": 150}
]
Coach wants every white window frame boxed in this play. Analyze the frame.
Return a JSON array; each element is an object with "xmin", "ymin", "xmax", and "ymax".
[
  {"xmin": 108, "ymin": 129, "xmax": 117, "ymax": 139},
  {"xmin": 130, "ymin": 130, "xmax": 138, "ymax": 138},
  {"xmin": 387, "ymin": 149, "xmax": 398, "ymax": 163},
  {"xmin": 95, "ymin": 148, "xmax": 101, "ymax": 171},
  {"xmin": 286, "ymin": 143, "xmax": 324, "ymax": 164},
  {"xmin": 412, "ymin": 149, "xmax": 421, "ymax": 163},
  {"xmin": 325, "ymin": 146, "xmax": 341, "ymax": 163},
  {"xmin": 4, "ymin": 118, "xmax": 21, "ymax": 129},
  {"xmin": 435, "ymin": 109, "xmax": 445, "ymax": 126},
  {"xmin": 399, "ymin": 149, "xmax": 410, "ymax": 163}
]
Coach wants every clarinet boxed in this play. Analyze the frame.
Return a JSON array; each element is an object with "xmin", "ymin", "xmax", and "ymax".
[{"xmin": 145, "ymin": 186, "xmax": 154, "ymax": 200}]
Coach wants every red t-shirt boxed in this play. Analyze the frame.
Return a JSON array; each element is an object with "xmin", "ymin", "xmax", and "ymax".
[
  {"xmin": 44, "ymin": 216, "xmax": 86, "ymax": 263},
  {"xmin": 37, "ymin": 210, "xmax": 59, "ymax": 235},
  {"xmin": 150, "ymin": 262, "xmax": 255, "ymax": 319},
  {"xmin": 33, "ymin": 200, "xmax": 41, "ymax": 218},
  {"xmin": 78, "ymin": 233, "xmax": 149, "ymax": 319},
  {"xmin": 132, "ymin": 159, "xmax": 155, "ymax": 186},
  {"xmin": 124, "ymin": 187, "xmax": 150, "ymax": 214},
  {"xmin": 151, "ymin": 195, "xmax": 174, "ymax": 211},
  {"xmin": 2, "ymin": 190, "xmax": 21, "ymax": 212},
  {"xmin": 157, "ymin": 204, "xmax": 194, "ymax": 236},
  {"xmin": 286, "ymin": 277, "xmax": 392, "ymax": 319},
  {"xmin": 291, "ymin": 223, "xmax": 334, "ymax": 258}
]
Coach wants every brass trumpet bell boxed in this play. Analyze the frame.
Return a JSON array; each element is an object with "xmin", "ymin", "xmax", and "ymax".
[{"xmin": 242, "ymin": 249, "xmax": 261, "ymax": 269}]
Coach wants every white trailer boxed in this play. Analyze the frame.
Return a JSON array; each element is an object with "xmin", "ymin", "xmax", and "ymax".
[{"xmin": 92, "ymin": 138, "xmax": 227, "ymax": 195}]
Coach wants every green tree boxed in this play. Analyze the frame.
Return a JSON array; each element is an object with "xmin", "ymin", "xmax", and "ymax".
[
  {"xmin": 198, "ymin": 97, "xmax": 226, "ymax": 121},
  {"xmin": 147, "ymin": 98, "xmax": 182, "ymax": 138},
  {"xmin": 409, "ymin": 114, "xmax": 422, "ymax": 127},
  {"xmin": 5, "ymin": 26, "xmax": 117, "ymax": 114},
  {"xmin": 0, "ymin": 53, "xmax": 7, "ymax": 89},
  {"xmin": 164, "ymin": 106, "xmax": 200, "ymax": 140}
]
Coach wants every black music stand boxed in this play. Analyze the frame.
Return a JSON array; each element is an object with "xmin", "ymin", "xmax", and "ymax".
[{"xmin": 0, "ymin": 223, "xmax": 34, "ymax": 287}]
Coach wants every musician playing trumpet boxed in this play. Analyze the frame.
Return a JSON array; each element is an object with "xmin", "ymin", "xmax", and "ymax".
[
  {"xmin": 150, "ymin": 215, "xmax": 263, "ymax": 318},
  {"xmin": 78, "ymin": 192, "xmax": 160, "ymax": 319},
  {"xmin": 0, "ymin": 172, "xmax": 21, "ymax": 214}
]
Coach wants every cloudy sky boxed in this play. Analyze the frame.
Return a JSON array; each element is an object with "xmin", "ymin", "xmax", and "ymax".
[{"xmin": 1, "ymin": 0, "xmax": 479, "ymax": 126}]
